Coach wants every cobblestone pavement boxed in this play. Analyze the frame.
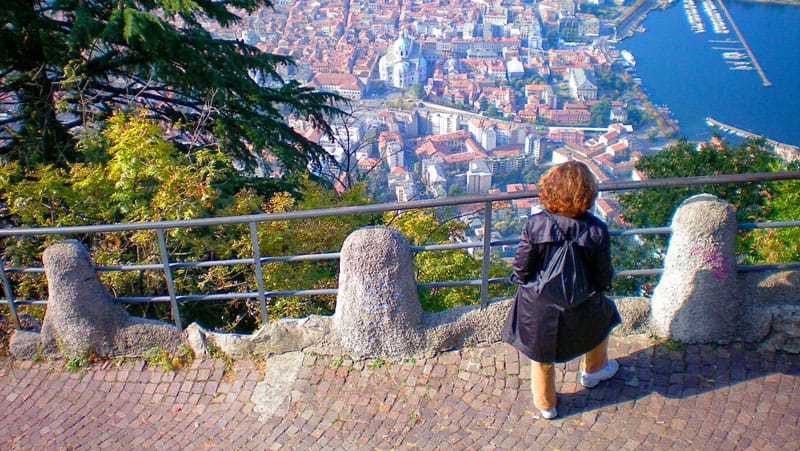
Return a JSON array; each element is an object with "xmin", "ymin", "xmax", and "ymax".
[{"xmin": 2, "ymin": 334, "xmax": 798, "ymax": 449}]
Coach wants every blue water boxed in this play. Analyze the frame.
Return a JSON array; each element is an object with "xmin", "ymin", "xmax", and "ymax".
[{"xmin": 619, "ymin": 0, "xmax": 800, "ymax": 146}]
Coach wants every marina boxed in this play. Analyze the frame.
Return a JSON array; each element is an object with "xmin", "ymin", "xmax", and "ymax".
[
  {"xmin": 722, "ymin": 51, "xmax": 745, "ymax": 59},
  {"xmin": 683, "ymin": 0, "xmax": 705, "ymax": 33},
  {"xmin": 714, "ymin": 0, "xmax": 772, "ymax": 86},
  {"xmin": 701, "ymin": 0, "xmax": 729, "ymax": 34},
  {"xmin": 682, "ymin": 0, "xmax": 764, "ymax": 75},
  {"xmin": 721, "ymin": 50, "xmax": 752, "ymax": 69},
  {"xmin": 682, "ymin": 0, "xmax": 730, "ymax": 36},
  {"xmin": 620, "ymin": 0, "xmax": 800, "ymax": 146}
]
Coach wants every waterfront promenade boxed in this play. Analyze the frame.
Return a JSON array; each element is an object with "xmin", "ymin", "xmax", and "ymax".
[
  {"xmin": 612, "ymin": 0, "xmax": 661, "ymax": 41},
  {"xmin": 706, "ymin": 117, "xmax": 800, "ymax": 160},
  {"xmin": 2, "ymin": 334, "xmax": 798, "ymax": 449}
]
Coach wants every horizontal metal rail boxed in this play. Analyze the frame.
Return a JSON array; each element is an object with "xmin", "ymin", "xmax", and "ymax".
[
  {"xmin": 8, "ymin": 219, "xmax": 794, "ymax": 276},
  {"xmin": 737, "ymin": 221, "xmax": 800, "ymax": 230},
  {"xmin": 737, "ymin": 262, "xmax": 800, "ymax": 273},
  {"xmin": 1, "ymin": 171, "xmax": 799, "ymax": 331},
  {"xmin": 1, "ymin": 171, "xmax": 798, "ymax": 237}
]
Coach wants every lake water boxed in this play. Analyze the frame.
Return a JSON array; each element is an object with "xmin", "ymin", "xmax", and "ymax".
[{"xmin": 619, "ymin": 0, "xmax": 800, "ymax": 146}]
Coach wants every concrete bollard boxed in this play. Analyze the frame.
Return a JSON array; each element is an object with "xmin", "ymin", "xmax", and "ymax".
[
  {"xmin": 332, "ymin": 226, "xmax": 423, "ymax": 358},
  {"xmin": 11, "ymin": 239, "xmax": 184, "ymax": 359},
  {"xmin": 651, "ymin": 194, "xmax": 770, "ymax": 343}
]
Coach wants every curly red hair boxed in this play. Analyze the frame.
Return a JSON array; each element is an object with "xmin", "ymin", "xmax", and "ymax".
[{"xmin": 538, "ymin": 161, "xmax": 597, "ymax": 218}]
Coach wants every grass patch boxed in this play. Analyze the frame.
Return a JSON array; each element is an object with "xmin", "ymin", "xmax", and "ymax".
[
  {"xmin": 206, "ymin": 341, "xmax": 234, "ymax": 375},
  {"xmin": 662, "ymin": 339, "xmax": 686, "ymax": 351},
  {"xmin": 145, "ymin": 345, "xmax": 193, "ymax": 371},
  {"xmin": 369, "ymin": 357, "xmax": 387, "ymax": 370},
  {"xmin": 66, "ymin": 355, "xmax": 87, "ymax": 371}
]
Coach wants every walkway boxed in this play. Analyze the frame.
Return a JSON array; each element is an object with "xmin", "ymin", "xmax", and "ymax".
[
  {"xmin": 706, "ymin": 116, "xmax": 800, "ymax": 156},
  {"xmin": 1, "ymin": 334, "xmax": 798, "ymax": 449}
]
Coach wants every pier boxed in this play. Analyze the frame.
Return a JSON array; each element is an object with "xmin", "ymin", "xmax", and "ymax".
[
  {"xmin": 612, "ymin": 0, "xmax": 660, "ymax": 41},
  {"xmin": 715, "ymin": 0, "xmax": 772, "ymax": 87},
  {"xmin": 707, "ymin": 117, "xmax": 799, "ymax": 161}
]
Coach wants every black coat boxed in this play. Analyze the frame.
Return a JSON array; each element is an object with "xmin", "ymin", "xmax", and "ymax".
[{"xmin": 501, "ymin": 207, "xmax": 620, "ymax": 363}]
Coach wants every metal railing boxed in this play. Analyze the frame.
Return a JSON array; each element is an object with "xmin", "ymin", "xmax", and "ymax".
[{"xmin": 2, "ymin": 171, "xmax": 800, "ymax": 332}]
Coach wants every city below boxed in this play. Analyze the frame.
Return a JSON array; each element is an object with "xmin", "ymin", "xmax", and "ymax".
[{"xmin": 207, "ymin": 0, "xmax": 796, "ymax": 226}]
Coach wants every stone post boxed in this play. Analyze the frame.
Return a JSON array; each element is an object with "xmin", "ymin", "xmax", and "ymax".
[
  {"xmin": 651, "ymin": 194, "xmax": 769, "ymax": 343},
  {"xmin": 332, "ymin": 226, "xmax": 422, "ymax": 358},
  {"xmin": 39, "ymin": 240, "xmax": 130, "ymax": 356},
  {"xmin": 11, "ymin": 239, "xmax": 184, "ymax": 359}
]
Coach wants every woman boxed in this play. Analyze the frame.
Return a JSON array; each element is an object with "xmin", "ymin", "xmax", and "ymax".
[{"xmin": 501, "ymin": 161, "xmax": 621, "ymax": 420}]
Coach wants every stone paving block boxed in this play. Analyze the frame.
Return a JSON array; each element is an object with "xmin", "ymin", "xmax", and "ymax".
[{"xmin": 2, "ymin": 337, "xmax": 800, "ymax": 448}]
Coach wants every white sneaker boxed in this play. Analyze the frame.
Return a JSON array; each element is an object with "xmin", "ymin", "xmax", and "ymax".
[
  {"xmin": 579, "ymin": 359, "xmax": 619, "ymax": 388},
  {"xmin": 538, "ymin": 407, "xmax": 558, "ymax": 420}
]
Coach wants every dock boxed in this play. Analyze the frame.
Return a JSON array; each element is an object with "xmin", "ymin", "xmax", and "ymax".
[
  {"xmin": 715, "ymin": 0, "xmax": 772, "ymax": 87},
  {"xmin": 707, "ymin": 117, "xmax": 799, "ymax": 161},
  {"xmin": 611, "ymin": 0, "xmax": 660, "ymax": 41}
]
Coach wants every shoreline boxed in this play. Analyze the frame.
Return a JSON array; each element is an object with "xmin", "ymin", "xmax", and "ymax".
[
  {"xmin": 614, "ymin": 0, "xmax": 800, "ymax": 43},
  {"xmin": 617, "ymin": 0, "xmax": 800, "ymax": 147}
]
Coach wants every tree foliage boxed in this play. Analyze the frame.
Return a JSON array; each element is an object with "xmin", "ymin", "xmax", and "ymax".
[
  {"xmin": 740, "ymin": 161, "xmax": 800, "ymax": 265},
  {"xmin": 594, "ymin": 68, "xmax": 626, "ymax": 99},
  {"xmin": 0, "ymin": 111, "xmax": 248, "ymax": 304},
  {"xmin": 590, "ymin": 99, "xmax": 611, "ymax": 127},
  {"xmin": 0, "ymin": 0, "xmax": 343, "ymax": 178},
  {"xmin": 618, "ymin": 138, "xmax": 778, "ymax": 227},
  {"xmin": 409, "ymin": 82, "xmax": 425, "ymax": 99},
  {"xmin": 0, "ymin": 111, "xmax": 519, "ymax": 329},
  {"xmin": 608, "ymin": 229, "xmax": 661, "ymax": 297},
  {"xmin": 492, "ymin": 158, "xmax": 547, "ymax": 189},
  {"xmin": 615, "ymin": 138, "xmax": 799, "ymax": 295},
  {"xmin": 0, "ymin": 112, "xmax": 377, "ymax": 330},
  {"xmin": 386, "ymin": 209, "xmax": 513, "ymax": 312}
]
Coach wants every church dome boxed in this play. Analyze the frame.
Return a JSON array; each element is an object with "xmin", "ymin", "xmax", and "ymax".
[
  {"xmin": 394, "ymin": 62, "xmax": 410, "ymax": 75},
  {"xmin": 393, "ymin": 34, "xmax": 412, "ymax": 59},
  {"xmin": 395, "ymin": 35, "xmax": 411, "ymax": 52}
]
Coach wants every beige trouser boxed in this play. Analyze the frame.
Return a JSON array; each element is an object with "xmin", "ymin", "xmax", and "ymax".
[{"xmin": 530, "ymin": 338, "xmax": 609, "ymax": 410}]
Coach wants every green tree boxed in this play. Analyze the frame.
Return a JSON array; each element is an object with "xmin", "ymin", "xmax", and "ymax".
[
  {"xmin": 590, "ymin": 99, "xmax": 611, "ymax": 127},
  {"xmin": 0, "ymin": 112, "xmax": 376, "ymax": 331},
  {"xmin": 626, "ymin": 106, "xmax": 644, "ymax": 127},
  {"xmin": 491, "ymin": 158, "xmax": 547, "ymax": 188},
  {"xmin": 409, "ymin": 82, "xmax": 425, "ymax": 99},
  {"xmin": 448, "ymin": 183, "xmax": 464, "ymax": 197},
  {"xmin": 386, "ymin": 209, "xmax": 513, "ymax": 311},
  {"xmin": 740, "ymin": 161, "xmax": 800, "ymax": 265},
  {"xmin": 608, "ymin": 228, "xmax": 661, "ymax": 297},
  {"xmin": 615, "ymin": 138, "xmax": 796, "ymax": 295},
  {"xmin": 619, "ymin": 138, "xmax": 778, "ymax": 227},
  {"xmin": 521, "ymin": 160, "xmax": 548, "ymax": 184},
  {"xmin": 494, "ymin": 215, "xmax": 522, "ymax": 236},
  {"xmin": 545, "ymin": 30, "xmax": 559, "ymax": 49},
  {"xmin": 0, "ymin": 0, "xmax": 343, "ymax": 177},
  {"xmin": 0, "ymin": 111, "xmax": 251, "ymax": 311},
  {"xmin": 594, "ymin": 68, "xmax": 626, "ymax": 99}
]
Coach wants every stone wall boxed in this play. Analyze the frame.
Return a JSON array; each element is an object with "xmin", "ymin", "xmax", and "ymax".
[{"xmin": 7, "ymin": 195, "xmax": 800, "ymax": 360}]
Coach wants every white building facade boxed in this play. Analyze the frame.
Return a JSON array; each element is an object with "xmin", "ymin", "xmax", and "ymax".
[{"xmin": 379, "ymin": 34, "xmax": 428, "ymax": 89}]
